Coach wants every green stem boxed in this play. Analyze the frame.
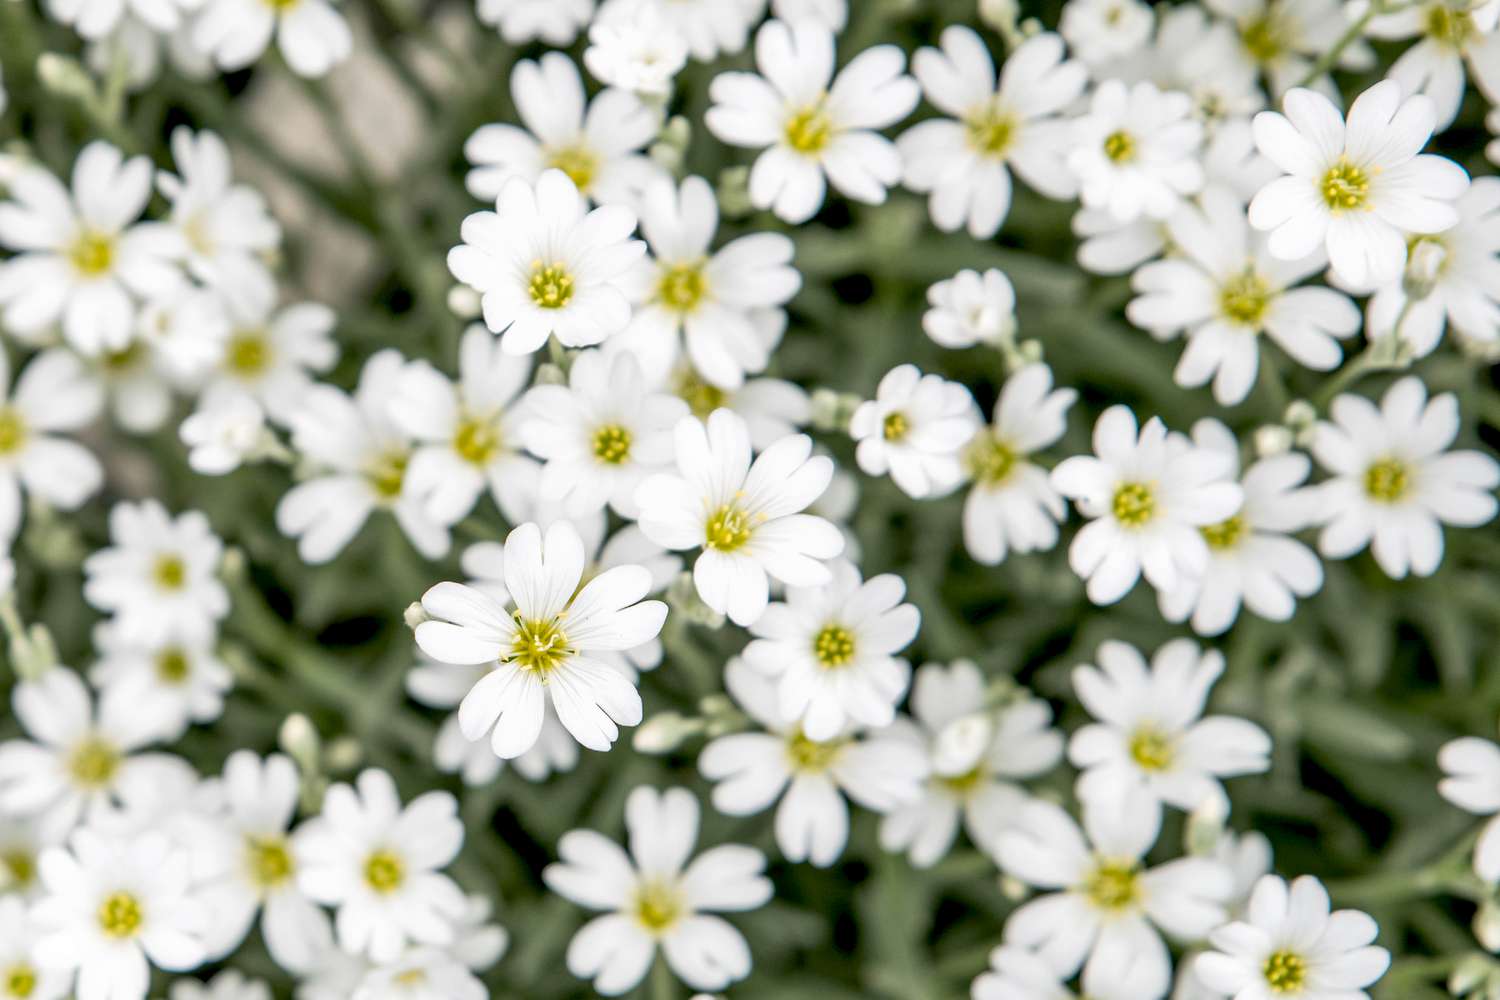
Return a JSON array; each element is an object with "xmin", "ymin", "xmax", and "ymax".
[{"xmin": 649, "ymin": 955, "xmax": 678, "ymax": 1000}]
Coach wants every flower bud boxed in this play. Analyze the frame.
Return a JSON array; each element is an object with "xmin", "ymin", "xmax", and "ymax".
[
  {"xmin": 1476, "ymin": 901, "xmax": 1500, "ymax": 953},
  {"xmin": 446, "ymin": 285, "xmax": 481, "ymax": 319},
  {"xmin": 1254, "ymin": 424, "xmax": 1293, "ymax": 458},
  {"xmin": 1403, "ymin": 237, "xmax": 1447, "ymax": 300},
  {"xmin": 633, "ymin": 712, "xmax": 704, "ymax": 754},
  {"xmin": 404, "ymin": 601, "xmax": 430, "ymax": 631}
]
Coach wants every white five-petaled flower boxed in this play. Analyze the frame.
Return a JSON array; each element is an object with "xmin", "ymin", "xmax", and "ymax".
[
  {"xmin": 193, "ymin": 0, "xmax": 352, "ymax": 78},
  {"xmin": 706, "ymin": 17, "xmax": 920, "ymax": 223},
  {"xmin": 1249, "ymin": 80, "xmax": 1469, "ymax": 288},
  {"xmin": 475, "ymin": 0, "xmax": 593, "ymax": 46},
  {"xmin": 899, "ymin": 28, "xmax": 1088, "ymax": 238},
  {"xmin": 1067, "ymin": 80, "xmax": 1204, "ymax": 225},
  {"xmin": 1069, "ymin": 638, "xmax": 1272, "ymax": 821},
  {"xmin": 1438, "ymin": 736, "xmax": 1500, "ymax": 883},
  {"xmin": 170, "ymin": 971, "xmax": 273, "ymax": 1000},
  {"xmin": 449, "ymin": 169, "xmax": 646, "ymax": 355},
  {"xmin": 415, "ymin": 519, "xmax": 667, "ymax": 758},
  {"xmin": 922, "ymin": 267, "xmax": 1018, "ymax": 350},
  {"xmin": 0, "ymin": 895, "xmax": 69, "ymax": 1000},
  {"xmin": 849, "ymin": 364, "xmax": 980, "ymax": 500},
  {"xmin": 1051, "ymin": 405, "xmax": 1244, "ymax": 606},
  {"xmin": 544, "ymin": 786, "xmax": 771, "ymax": 996},
  {"xmin": 1194, "ymin": 875, "xmax": 1390, "ymax": 1000},
  {"xmin": 0, "ymin": 349, "xmax": 104, "ymax": 547},
  {"xmin": 1366, "ymin": 0, "xmax": 1500, "ymax": 132},
  {"xmin": 1198, "ymin": 0, "xmax": 1374, "ymax": 97},
  {"xmin": 1310, "ymin": 375, "xmax": 1500, "ymax": 579},
  {"xmin": 583, "ymin": 0, "xmax": 689, "ymax": 98},
  {"xmin": 88, "ymin": 621, "xmax": 232, "ymax": 741},
  {"xmin": 635, "ymin": 408, "xmax": 843, "ymax": 627}
]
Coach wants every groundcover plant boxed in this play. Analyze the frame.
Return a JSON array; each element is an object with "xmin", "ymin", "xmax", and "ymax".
[{"xmin": 2, "ymin": 0, "xmax": 1500, "ymax": 997}]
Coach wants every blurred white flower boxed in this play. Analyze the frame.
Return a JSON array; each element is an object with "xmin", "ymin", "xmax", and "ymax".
[
  {"xmin": 193, "ymin": 0, "xmax": 352, "ymax": 78},
  {"xmin": 179, "ymin": 389, "xmax": 267, "ymax": 476},
  {"xmin": 1060, "ymin": 0, "xmax": 1156, "ymax": 66},
  {"xmin": 584, "ymin": 1, "xmax": 689, "ymax": 97},
  {"xmin": 1438, "ymin": 736, "xmax": 1500, "ymax": 882},
  {"xmin": 0, "ymin": 349, "xmax": 104, "ymax": 546},
  {"xmin": 850, "ymin": 365, "xmax": 980, "ymax": 500},
  {"xmin": 1068, "ymin": 80, "xmax": 1204, "ymax": 224},
  {"xmin": 475, "ymin": 0, "xmax": 593, "ymax": 46},
  {"xmin": 89, "ymin": 621, "xmax": 232, "ymax": 741},
  {"xmin": 922, "ymin": 268, "xmax": 1017, "ymax": 350}
]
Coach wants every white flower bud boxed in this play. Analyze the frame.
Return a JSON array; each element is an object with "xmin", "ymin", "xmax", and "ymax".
[
  {"xmin": 404, "ymin": 601, "xmax": 430, "ymax": 631},
  {"xmin": 1476, "ymin": 901, "xmax": 1500, "ymax": 953},
  {"xmin": 279, "ymin": 714, "xmax": 321, "ymax": 767},
  {"xmin": 1403, "ymin": 237, "xmax": 1447, "ymax": 300},
  {"xmin": 633, "ymin": 712, "xmax": 704, "ymax": 754},
  {"xmin": 447, "ymin": 286, "xmax": 481, "ymax": 319},
  {"xmin": 1449, "ymin": 954, "xmax": 1492, "ymax": 996},
  {"xmin": 1254, "ymin": 424, "xmax": 1294, "ymax": 458}
]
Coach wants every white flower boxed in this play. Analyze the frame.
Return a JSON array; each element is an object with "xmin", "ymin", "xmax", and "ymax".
[
  {"xmin": 995, "ymin": 793, "xmax": 1233, "ymax": 1000},
  {"xmin": 297, "ymin": 769, "xmax": 465, "ymax": 963},
  {"xmin": 0, "ymin": 670, "xmax": 189, "ymax": 841},
  {"xmin": 1069, "ymin": 639, "xmax": 1271, "ymax": 820},
  {"xmin": 699, "ymin": 658, "xmax": 928, "ymax": 868},
  {"xmin": 544, "ymin": 786, "xmax": 771, "ymax": 995},
  {"xmin": 1051, "ymin": 405, "xmax": 1244, "ymax": 605},
  {"xmin": 1364, "ymin": 175, "xmax": 1500, "ymax": 358},
  {"xmin": 0, "ymin": 895, "xmax": 71, "ymax": 1000},
  {"xmin": 1200, "ymin": 0, "xmax": 1374, "ymax": 97},
  {"xmin": 603, "ymin": 0, "xmax": 759, "ymax": 63},
  {"xmin": 193, "ymin": 752, "xmax": 332, "ymax": 974},
  {"xmin": 415, "ymin": 519, "xmax": 667, "ymax": 758},
  {"xmin": 102, "ymin": 286, "xmax": 229, "ymax": 432},
  {"xmin": 1248, "ymin": 80, "xmax": 1468, "ymax": 288},
  {"xmin": 636, "ymin": 409, "xmax": 843, "ymax": 626},
  {"xmin": 32, "ymin": 827, "xmax": 210, "ymax": 1000},
  {"xmin": 89, "ymin": 621, "xmax": 232, "ymax": 741},
  {"xmin": 706, "ymin": 18, "xmax": 920, "ymax": 223},
  {"xmin": 1194, "ymin": 875, "xmax": 1389, "ymax": 1000},
  {"xmin": 1060, "ymin": 0, "xmax": 1156, "ymax": 67},
  {"xmin": 519, "ymin": 348, "xmax": 687, "ymax": 518},
  {"xmin": 620, "ymin": 175, "xmax": 801, "ymax": 390},
  {"xmin": 772, "ymin": 0, "xmax": 845, "ymax": 29},
  {"xmin": 193, "ymin": 0, "xmax": 352, "ymax": 77},
  {"xmin": 352, "ymin": 949, "xmax": 485, "ymax": 1000},
  {"xmin": 972, "ymin": 944, "xmax": 1140, "ymax": 1000},
  {"xmin": 1068, "ymin": 80, "xmax": 1204, "ymax": 224},
  {"xmin": 0, "ymin": 818, "xmax": 50, "ymax": 899},
  {"xmin": 179, "ymin": 389, "xmax": 268, "ymax": 476},
  {"xmin": 276, "ymin": 350, "xmax": 450, "ymax": 564},
  {"xmin": 474, "ymin": 0, "xmax": 593, "ymax": 45},
  {"xmin": 83, "ymin": 500, "xmax": 229, "ymax": 646},
  {"xmin": 742, "ymin": 558, "xmax": 918, "ymax": 740},
  {"xmin": 900, "ymin": 28, "xmax": 1087, "ymax": 238},
  {"xmin": 388, "ymin": 325, "xmax": 536, "ymax": 526},
  {"xmin": 0, "ymin": 142, "xmax": 183, "ymax": 355},
  {"xmin": 1367, "ymin": 1, "xmax": 1500, "ymax": 131},
  {"xmin": 1158, "ymin": 419, "xmax": 1323, "ymax": 635},
  {"xmin": 42, "ymin": 0, "xmax": 194, "ymax": 40},
  {"xmin": 464, "ymin": 52, "xmax": 664, "ymax": 205},
  {"xmin": 170, "ymin": 971, "xmax": 272, "ymax": 1000},
  {"xmin": 1128, "ymin": 186, "xmax": 1361, "ymax": 404},
  {"xmin": 1311, "ymin": 375, "xmax": 1500, "ymax": 578},
  {"xmin": 880, "ymin": 660, "xmax": 1063, "ymax": 868},
  {"xmin": 850, "ymin": 365, "xmax": 980, "ymax": 499},
  {"xmin": 0, "ymin": 349, "xmax": 104, "ymax": 545},
  {"xmin": 922, "ymin": 268, "xmax": 1017, "ymax": 350},
  {"xmin": 584, "ymin": 1, "xmax": 689, "ymax": 97},
  {"xmin": 449, "ymin": 169, "xmax": 645, "ymax": 355},
  {"xmin": 960, "ymin": 363, "xmax": 1075, "ymax": 566},
  {"xmin": 1438, "ymin": 736, "xmax": 1500, "ymax": 882}
]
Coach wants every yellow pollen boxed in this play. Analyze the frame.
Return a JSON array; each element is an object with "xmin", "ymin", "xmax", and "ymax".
[
  {"xmin": 882, "ymin": 412, "xmax": 909, "ymax": 442},
  {"xmin": 394, "ymin": 969, "xmax": 426, "ymax": 986},
  {"xmin": 246, "ymin": 836, "xmax": 294, "ymax": 888},
  {"xmin": 1112, "ymin": 482, "xmax": 1156, "ymax": 527},
  {"xmin": 97, "ymin": 891, "xmax": 143, "ymax": 938},
  {"xmin": 1128, "ymin": 725, "xmax": 1175, "ymax": 771},
  {"xmin": 1320, "ymin": 158, "xmax": 1370, "ymax": 212},
  {"xmin": 2, "ymin": 850, "xmax": 35, "ymax": 889},
  {"xmin": 965, "ymin": 431, "xmax": 1018, "ymax": 486},
  {"xmin": 155, "ymin": 648, "xmax": 191, "ymax": 684},
  {"xmin": 591, "ymin": 424, "xmax": 633, "ymax": 465},
  {"xmin": 704, "ymin": 503, "xmax": 754, "ymax": 551},
  {"xmin": 225, "ymin": 331, "xmax": 271, "ymax": 376},
  {"xmin": 965, "ymin": 105, "xmax": 1017, "ymax": 157},
  {"xmin": 69, "ymin": 737, "xmax": 121, "ymax": 788},
  {"xmin": 102, "ymin": 342, "xmax": 145, "ymax": 373},
  {"xmin": 657, "ymin": 261, "xmax": 709, "ymax": 312},
  {"xmin": 633, "ymin": 879, "xmax": 684, "ymax": 934},
  {"xmin": 1263, "ymin": 950, "xmax": 1308, "ymax": 993},
  {"xmin": 507, "ymin": 614, "xmax": 572, "ymax": 675},
  {"xmin": 1201, "ymin": 515, "xmax": 1247, "ymax": 551},
  {"xmin": 1103, "ymin": 130, "xmax": 1136, "ymax": 164},
  {"xmin": 1082, "ymin": 859, "xmax": 1141, "ymax": 911},
  {"xmin": 673, "ymin": 369, "xmax": 726, "ymax": 419},
  {"xmin": 545, "ymin": 145, "xmax": 600, "ymax": 191},
  {"xmin": 784, "ymin": 104, "xmax": 834, "ymax": 155},
  {"xmin": 0, "ymin": 408, "xmax": 27, "ymax": 456},
  {"xmin": 363, "ymin": 850, "xmax": 405, "ymax": 894},
  {"xmin": 939, "ymin": 765, "xmax": 986, "ymax": 794},
  {"xmin": 367, "ymin": 450, "xmax": 409, "ymax": 499},
  {"xmin": 813, "ymin": 624, "xmax": 855, "ymax": 668},
  {"xmin": 1424, "ymin": 2, "xmax": 1473, "ymax": 47},
  {"xmin": 153, "ymin": 554, "xmax": 187, "ymax": 590},
  {"xmin": 263, "ymin": 0, "xmax": 301, "ymax": 9},
  {"xmin": 786, "ymin": 730, "xmax": 845, "ymax": 772},
  {"xmin": 1219, "ymin": 270, "xmax": 1273, "ymax": 327},
  {"xmin": 454, "ymin": 418, "xmax": 500, "ymax": 466},
  {"xmin": 527, "ymin": 262, "xmax": 575, "ymax": 310},
  {"xmin": 1364, "ymin": 457, "xmax": 1410, "ymax": 503},
  {"xmin": 68, "ymin": 231, "xmax": 115, "ymax": 277},
  {"xmin": 1240, "ymin": 12, "xmax": 1285, "ymax": 62},
  {"xmin": 2, "ymin": 964, "xmax": 36, "ymax": 998}
]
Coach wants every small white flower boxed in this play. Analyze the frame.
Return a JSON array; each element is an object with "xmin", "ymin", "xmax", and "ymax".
[
  {"xmin": 1068, "ymin": 80, "xmax": 1205, "ymax": 225},
  {"xmin": 922, "ymin": 268, "xmax": 1017, "ymax": 350},
  {"xmin": 1051, "ymin": 405, "xmax": 1244, "ymax": 605},
  {"xmin": 1069, "ymin": 638, "xmax": 1271, "ymax": 819},
  {"xmin": 584, "ymin": 1, "xmax": 689, "ymax": 97},
  {"xmin": 1438, "ymin": 736, "xmax": 1500, "ymax": 882},
  {"xmin": 1249, "ymin": 80, "xmax": 1469, "ymax": 288},
  {"xmin": 638, "ymin": 355, "xmax": 814, "ymax": 451},
  {"xmin": 106, "ymin": 286, "xmax": 229, "ymax": 430},
  {"xmin": 179, "ymin": 389, "xmax": 268, "ymax": 476},
  {"xmin": 1060, "ymin": 0, "xmax": 1156, "ymax": 66},
  {"xmin": 0, "ymin": 895, "xmax": 70, "ymax": 1000},
  {"xmin": 352, "ymin": 949, "xmax": 485, "ymax": 1000},
  {"xmin": 1199, "ymin": 0, "xmax": 1374, "ymax": 97},
  {"xmin": 1194, "ymin": 875, "xmax": 1390, "ymax": 1000},
  {"xmin": 706, "ymin": 18, "xmax": 920, "ymax": 223},
  {"xmin": 415, "ymin": 519, "xmax": 667, "ymax": 758},
  {"xmin": 89, "ymin": 622, "xmax": 232, "ymax": 741},
  {"xmin": 193, "ymin": 0, "xmax": 352, "ymax": 77},
  {"xmin": 297, "ymin": 769, "xmax": 466, "ymax": 963},
  {"xmin": 960, "ymin": 363, "xmax": 1075, "ymax": 566},
  {"xmin": 474, "ymin": 0, "xmax": 593, "ymax": 45},
  {"xmin": 0, "ymin": 349, "xmax": 104, "ymax": 545},
  {"xmin": 742, "ymin": 558, "xmax": 918, "ymax": 740},
  {"xmin": 699, "ymin": 658, "xmax": 928, "ymax": 868},
  {"xmin": 602, "ymin": 0, "xmax": 758, "ymax": 63},
  {"xmin": 170, "ymin": 970, "xmax": 272, "ymax": 1000},
  {"xmin": 83, "ymin": 500, "xmax": 229, "ymax": 646},
  {"xmin": 449, "ymin": 169, "xmax": 645, "ymax": 355},
  {"xmin": 0, "ymin": 142, "xmax": 183, "ymax": 355},
  {"xmin": 850, "ymin": 365, "xmax": 980, "ymax": 499},
  {"xmin": 42, "ymin": 0, "xmax": 194, "ymax": 40},
  {"xmin": 1367, "ymin": 0, "xmax": 1500, "ymax": 131},
  {"xmin": 1311, "ymin": 375, "xmax": 1500, "ymax": 578},
  {"xmin": 464, "ymin": 52, "xmax": 664, "ymax": 205},
  {"xmin": 900, "ymin": 28, "xmax": 1087, "ymax": 237},
  {"xmin": 972, "ymin": 943, "xmax": 1136, "ymax": 1000},
  {"xmin": 544, "ymin": 786, "xmax": 771, "ymax": 995},
  {"xmin": 636, "ymin": 409, "xmax": 843, "ymax": 626},
  {"xmin": 772, "ymin": 0, "xmax": 846, "ymax": 30}
]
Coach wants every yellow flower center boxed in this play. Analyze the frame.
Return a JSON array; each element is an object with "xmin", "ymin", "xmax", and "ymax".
[
  {"xmin": 1219, "ymin": 270, "xmax": 1273, "ymax": 327},
  {"xmin": 939, "ymin": 765, "xmax": 986, "ymax": 795},
  {"xmin": 2, "ymin": 850, "xmax": 34, "ymax": 889},
  {"xmin": 785, "ymin": 104, "xmax": 834, "ymax": 155},
  {"xmin": 1082, "ymin": 859, "xmax": 1141, "ymax": 911},
  {"xmin": 785, "ymin": 730, "xmax": 845, "ymax": 772},
  {"xmin": 263, "ymin": 0, "xmax": 301, "ymax": 10},
  {"xmin": 1200, "ymin": 515, "xmax": 1247, "ymax": 551},
  {"xmin": 1241, "ymin": 12, "xmax": 1286, "ymax": 62},
  {"xmin": 545, "ymin": 145, "xmax": 600, "ymax": 192},
  {"xmin": 102, "ymin": 342, "xmax": 146, "ymax": 373},
  {"xmin": 2, "ymin": 964, "xmax": 36, "ymax": 998},
  {"xmin": 507, "ymin": 614, "xmax": 572, "ymax": 675},
  {"xmin": 153, "ymin": 554, "xmax": 187, "ymax": 590},
  {"xmin": 367, "ymin": 450, "xmax": 409, "ymax": 499},
  {"xmin": 1103, "ymin": 130, "xmax": 1136, "ymax": 164},
  {"xmin": 1364, "ymin": 457, "xmax": 1410, "ymax": 502},
  {"xmin": 674, "ymin": 368, "xmax": 726, "ymax": 419},
  {"xmin": 965, "ymin": 104, "xmax": 1017, "ymax": 157},
  {"xmin": 69, "ymin": 737, "xmax": 120, "ymax": 789},
  {"xmin": 1112, "ymin": 482, "xmax": 1156, "ymax": 527},
  {"xmin": 591, "ymin": 424, "xmax": 633, "ymax": 465},
  {"xmin": 363, "ymin": 850, "xmax": 405, "ymax": 894},
  {"xmin": 97, "ymin": 891, "xmax": 143, "ymax": 938},
  {"xmin": 527, "ymin": 262, "xmax": 575, "ymax": 310},
  {"xmin": 155, "ymin": 648, "xmax": 191, "ymax": 685},
  {"xmin": 1320, "ymin": 158, "xmax": 1370, "ymax": 212},
  {"xmin": 454, "ymin": 417, "xmax": 500, "ymax": 466},
  {"xmin": 813, "ymin": 624, "xmax": 855, "ymax": 668},
  {"xmin": 882, "ymin": 412, "xmax": 909, "ymax": 442},
  {"xmin": 633, "ymin": 879, "xmax": 684, "ymax": 934},
  {"xmin": 1263, "ymin": 950, "xmax": 1308, "ymax": 993},
  {"xmin": 705, "ymin": 503, "xmax": 754, "ymax": 552},
  {"xmin": 0, "ymin": 408, "xmax": 27, "ymax": 456},
  {"xmin": 225, "ymin": 331, "xmax": 271, "ymax": 376},
  {"xmin": 965, "ymin": 431, "xmax": 1018, "ymax": 486},
  {"xmin": 68, "ymin": 231, "xmax": 115, "ymax": 277},
  {"xmin": 1424, "ymin": 2, "xmax": 1473, "ymax": 48},
  {"xmin": 246, "ymin": 835, "xmax": 295, "ymax": 889},
  {"xmin": 657, "ymin": 261, "xmax": 709, "ymax": 313},
  {"xmin": 1128, "ymin": 725, "xmax": 1175, "ymax": 771}
]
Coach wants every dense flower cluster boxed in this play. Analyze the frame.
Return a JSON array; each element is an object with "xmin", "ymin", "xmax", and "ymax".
[{"xmin": 1, "ymin": 0, "xmax": 1499, "ymax": 998}]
